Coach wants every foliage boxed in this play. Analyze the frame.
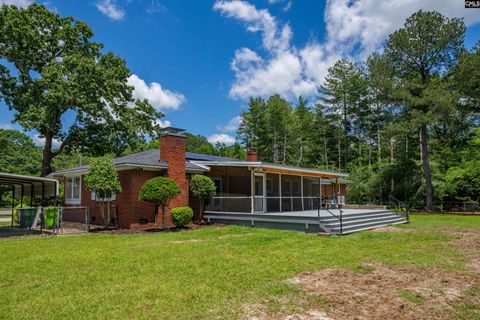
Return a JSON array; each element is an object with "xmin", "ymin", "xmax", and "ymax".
[
  {"xmin": 139, "ymin": 177, "xmax": 181, "ymax": 229},
  {"xmin": 0, "ymin": 129, "xmax": 41, "ymax": 175},
  {"xmin": 214, "ymin": 142, "xmax": 246, "ymax": 159},
  {"xmin": 442, "ymin": 161, "xmax": 480, "ymax": 202},
  {"xmin": 185, "ymin": 133, "xmax": 216, "ymax": 155},
  {"xmin": 383, "ymin": 10, "xmax": 466, "ymax": 211},
  {"xmin": 170, "ymin": 206, "xmax": 193, "ymax": 227},
  {"xmin": 190, "ymin": 174, "xmax": 216, "ymax": 223},
  {"xmin": 0, "ymin": 4, "xmax": 162, "ymax": 176},
  {"xmin": 84, "ymin": 157, "xmax": 122, "ymax": 227}
]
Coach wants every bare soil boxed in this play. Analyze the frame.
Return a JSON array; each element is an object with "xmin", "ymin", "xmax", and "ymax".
[
  {"xmin": 369, "ymin": 226, "xmax": 408, "ymax": 233},
  {"xmin": 247, "ymin": 228, "xmax": 480, "ymax": 320}
]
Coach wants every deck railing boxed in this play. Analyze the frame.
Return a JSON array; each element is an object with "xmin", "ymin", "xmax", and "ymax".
[
  {"xmin": 388, "ymin": 195, "xmax": 410, "ymax": 223},
  {"xmin": 318, "ymin": 196, "xmax": 344, "ymax": 234}
]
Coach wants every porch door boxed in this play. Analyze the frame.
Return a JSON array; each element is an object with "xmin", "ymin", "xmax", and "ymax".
[{"xmin": 254, "ymin": 173, "xmax": 266, "ymax": 213}]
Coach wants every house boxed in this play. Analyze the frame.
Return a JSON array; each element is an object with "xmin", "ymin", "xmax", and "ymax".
[{"xmin": 51, "ymin": 127, "xmax": 355, "ymax": 230}]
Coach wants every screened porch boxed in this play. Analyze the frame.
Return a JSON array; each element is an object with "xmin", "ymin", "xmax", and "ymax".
[{"xmin": 205, "ymin": 166, "xmax": 346, "ymax": 214}]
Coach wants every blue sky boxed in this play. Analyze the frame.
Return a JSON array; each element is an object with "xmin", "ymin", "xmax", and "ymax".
[{"xmin": 1, "ymin": 0, "xmax": 479, "ymax": 146}]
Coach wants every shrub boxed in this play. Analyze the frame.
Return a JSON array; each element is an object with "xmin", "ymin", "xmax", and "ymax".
[
  {"xmin": 170, "ymin": 206, "xmax": 193, "ymax": 227},
  {"xmin": 139, "ymin": 177, "xmax": 181, "ymax": 229},
  {"xmin": 190, "ymin": 174, "xmax": 216, "ymax": 223}
]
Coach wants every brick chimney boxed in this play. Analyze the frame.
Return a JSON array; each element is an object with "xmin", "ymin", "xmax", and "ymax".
[
  {"xmin": 160, "ymin": 127, "xmax": 188, "ymax": 208},
  {"xmin": 247, "ymin": 147, "xmax": 258, "ymax": 162}
]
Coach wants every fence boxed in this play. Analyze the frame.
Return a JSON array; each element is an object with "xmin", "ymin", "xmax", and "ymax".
[
  {"xmin": 431, "ymin": 202, "xmax": 479, "ymax": 214},
  {"xmin": 2, "ymin": 205, "xmax": 120, "ymax": 234},
  {"xmin": 351, "ymin": 200, "xmax": 479, "ymax": 214}
]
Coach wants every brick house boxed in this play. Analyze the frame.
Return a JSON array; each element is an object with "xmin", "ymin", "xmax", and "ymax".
[{"xmin": 51, "ymin": 128, "xmax": 350, "ymax": 230}]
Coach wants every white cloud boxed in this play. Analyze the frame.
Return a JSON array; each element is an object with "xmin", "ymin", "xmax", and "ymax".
[
  {"xmin": 282, "ymin": 1, "xmax": 292, "ymax": 12},
  {"xmin": 95, "ymin": 0, "xmax": 125, "ymax": 21},
  {"xmin": 323, "ymin": 0, "xmax": 480, "ymax": 60},
  {"xmin": 215, "ymin": 0, "xmax": 480, "ymax": 100},
  {"xmin": 216, "ymin": 115, "xmax": 241, "ymax": 132},
  {"xmin": 154, "ymin": 119, "xmax": 172, "ymax": 128},
  {"xmin": 208, "ymin": 133, "xmax": 236, "ymax": 145},
  {"xmin": 128, "ymin": 74, "xmax": 186, "ymax": 112},
  {"xmin": 230, "ymin": 50, "xmax": 315, "ymax": 98},
  {"xmin": 32, "ymin": 134, "xmax": 61, "ymax": 148},
  {"xmin": 0, "ymin": 0, "xmax": 32, "ymax": 7},
  {"xmin": 214, "ymin": 0, "xmax": 292, "ymax": 52},
  {"xmin": 268, "ymin": 0, "xmax": 291, "ymax": 12}
]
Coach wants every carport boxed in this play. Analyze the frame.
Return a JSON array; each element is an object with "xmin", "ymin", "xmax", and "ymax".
[{"xmin": 0, "ymin": 172, "xmax": 59, "ymax": 207}]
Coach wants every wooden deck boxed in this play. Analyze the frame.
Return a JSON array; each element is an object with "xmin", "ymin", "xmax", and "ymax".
[{"xmin": 205, "ymin": 209, "xmax": 407, "ymax": 234}]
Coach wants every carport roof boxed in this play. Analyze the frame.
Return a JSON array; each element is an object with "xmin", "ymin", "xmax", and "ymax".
[{"xmin": 0, "ymin": 172, "xmax": 59, "ymax": 198}]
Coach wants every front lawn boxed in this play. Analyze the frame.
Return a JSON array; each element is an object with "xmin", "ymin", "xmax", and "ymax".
[{"xmin": 0, "ymin": 214, "xmax": 479, "ymax": 319}]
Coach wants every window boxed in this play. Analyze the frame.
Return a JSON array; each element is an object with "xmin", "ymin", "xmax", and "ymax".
[
  {"xmin": 91, "ymin": 190, "xmax": 116, "ymax": 201},
  {"xmin": 65, "ymin": 176, "xmax": 81, "ymax": 204}
]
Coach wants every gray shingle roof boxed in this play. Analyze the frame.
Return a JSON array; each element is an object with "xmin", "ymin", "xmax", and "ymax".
[{"xmin": 51, "ymin": 149, "xmax": 213, "ymax": 175}]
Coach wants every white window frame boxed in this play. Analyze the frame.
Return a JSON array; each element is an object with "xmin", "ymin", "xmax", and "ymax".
[
  {"xmin": 91, "ymin": 191, "xmax": 116, "ymax": 202},
  {"xmin": 65, "ymin": 175, "xmax": 81, "ymax": 205}
]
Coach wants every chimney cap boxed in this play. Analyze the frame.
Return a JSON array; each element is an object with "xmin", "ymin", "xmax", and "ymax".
[{"xmin": 160, "ymin": 126, "xmax": 186, "ymax": 136}]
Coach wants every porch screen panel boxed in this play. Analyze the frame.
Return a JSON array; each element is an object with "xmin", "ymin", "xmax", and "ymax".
[
  {"xmin": 303, "ymin": 177, "xmax": 320, "ymax": 210},
  {"xmin": 206, "ymin": 166, "xmax": 251, "ymax": 213},
  {"xmin": 266, "ymin": 173, "xmax": 280, "ymax": 212},
  {"xmin": 281, "ymin": 175, "xmax": 301, "ymax": 212},
  {"xmin": 226, "ymin": 167, "xmax": 251, "ymax": 212},
  {"xmin": 206, "ymin": 167, "xmax": 228, "ymax": 211}
]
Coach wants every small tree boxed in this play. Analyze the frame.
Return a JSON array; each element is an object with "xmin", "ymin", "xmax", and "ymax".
[
  {"xmin": 190, "ymin": 174, "xmax": 216, "ymax": 223},
  {"xmin": 138, "ymin": 177, "xmax": 181, "ymax": 229},
  {"xmin": 84, "ymin": 157, "xmax": 122, "ymax": 227}
]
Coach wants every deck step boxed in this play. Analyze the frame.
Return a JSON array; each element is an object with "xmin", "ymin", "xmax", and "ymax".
[
  {"xmin": 328, "ymin": 217, "xmax": 406, "ymax": 234},
  {"xmin": 323, "ymin": 214, "xmax": 405, "ymax": 227},
  {"xmin": 320, "ymin": 212, "xmax": 399, "ymax": 223},
  {"xmin": 332, "ymin": 220, "xmax": 407, "ymax": 234}
]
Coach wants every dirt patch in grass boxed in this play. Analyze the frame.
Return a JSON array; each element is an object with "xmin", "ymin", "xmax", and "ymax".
[
  {"xmin": 91, "ymin": 223, "xmax": 226, "ymax": 235},
  {"xmin": 282, "ymin": 262, "xmax": 479, "ymax": 320},
  {"xmin": 170, "ymin": 239, "xmax": 206, "ymax": 244},
  {"xmin": 248, "ymin": 229, "xmax": 480, "ymax": 320},
  {"xmin": 218, "ymin": 233, "xmax": 256, "ymax": 239},
  {"xmin": 370, "ymin": 226, "xmax": 409, "ymax": 233}
]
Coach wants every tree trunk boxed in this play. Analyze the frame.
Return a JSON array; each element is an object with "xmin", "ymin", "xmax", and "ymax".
[
  {"xmin": 390, "ymin": 137, "xmax": 394, "ymax": 193},
  {"xmin": 107, "ymin": 201, "xmax": 111, "ymax": 228},
  {"xmin": 199, "ymin": 200, "xmax": 205, "ymax": 224},
  {"xmin": 161, "ymin": 205, "xmax": 166, "ymax": 230},
  {"xmin": 323, "ymin": 131, "xmax": 328, "ymax": 169},
  {"xmin": 337, "ymin": 137, "xmax": 341, "ymax": 170},
  {"xmin": 41, "ymin": 135, "xmax": 54, "ymax": 177},
  {"xmin": 419, "ymin": 124, "xmax": 433, "ymax": 211}
]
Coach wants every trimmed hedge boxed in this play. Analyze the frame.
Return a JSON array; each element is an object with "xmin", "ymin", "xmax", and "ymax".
[{"xmin": 170, "ymin": 206, "xmax": 193, "ymax": 227}]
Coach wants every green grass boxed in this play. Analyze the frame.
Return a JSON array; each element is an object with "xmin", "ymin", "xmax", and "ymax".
[
  {"xmin": 0, "ymin": 214, "xmax": 478, "ymax": 319},
  {"xmin": 397, "ymin": 289, "xmax": 425, "ymax": 304}
]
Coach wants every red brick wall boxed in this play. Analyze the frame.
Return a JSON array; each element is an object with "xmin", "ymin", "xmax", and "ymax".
[
  {"xmin": 247, "ymin": 150, "xmax": 257, "ymax": 161},
  {"xmin": 65, "ymin": 169, "xmax": 173, "ymax": 229},
  {"xmin": 160, "ymin": 134, "xmax": 189, "ymax": 213}
]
